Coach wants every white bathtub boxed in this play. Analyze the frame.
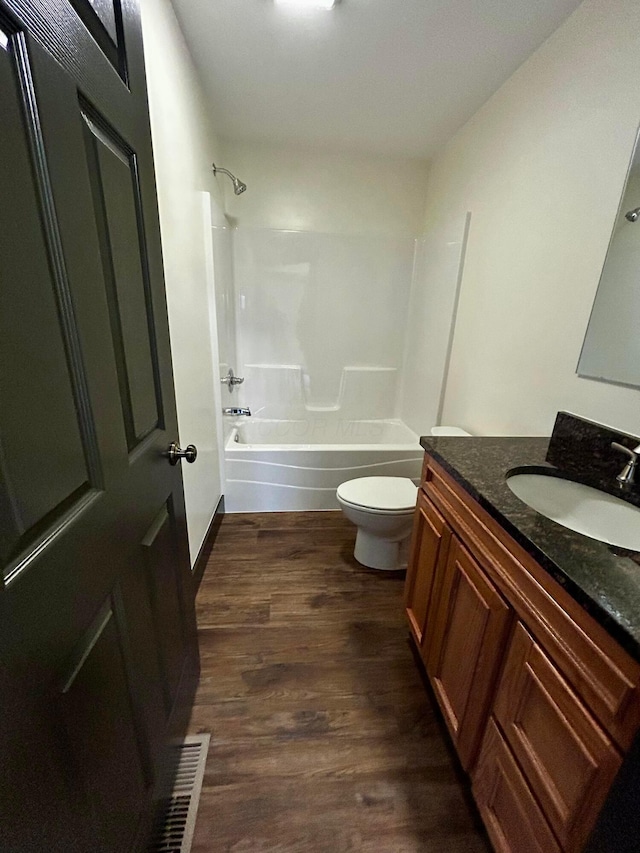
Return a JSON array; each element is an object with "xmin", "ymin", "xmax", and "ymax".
[{"xmin": 224, "ymin": 418, "xmax": 423, "ymax": 512}]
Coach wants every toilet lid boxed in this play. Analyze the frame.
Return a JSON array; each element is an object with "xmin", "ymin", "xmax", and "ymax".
[{"xmin": 337, "ymin": 477, "xmax": 417, "ymax": 511}]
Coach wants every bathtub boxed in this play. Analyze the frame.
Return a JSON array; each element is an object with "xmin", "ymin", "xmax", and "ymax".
[{"xmin": 224, "ymin": 418, "xmax": 423, "ymax": 512}]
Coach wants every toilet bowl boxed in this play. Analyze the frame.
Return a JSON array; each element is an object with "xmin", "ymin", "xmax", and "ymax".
[{"xmin": 337, "ymin": 477, "xmax": 418, "ymax": 570}]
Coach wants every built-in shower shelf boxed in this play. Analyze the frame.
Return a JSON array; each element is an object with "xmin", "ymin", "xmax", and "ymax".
[{"xmin": 242, "ymin": 363, "xmax": 399, "ymax": 420}]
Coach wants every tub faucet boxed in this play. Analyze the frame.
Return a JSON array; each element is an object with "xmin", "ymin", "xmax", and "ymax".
[
  {"xmin": 611, "ymin": 442, "xmax": 640, "ymax": 486},
  {"xmin": 222, "ymin": 406, "xmax": 251, "ymax": 417}
]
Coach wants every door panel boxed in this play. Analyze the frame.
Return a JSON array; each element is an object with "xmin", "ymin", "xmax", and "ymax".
[
  {"xmin": 428, "ymin": 536, "xmax": 512, "ymax": 769},
  {"xmin": 404, "ymin": 493, "xmax": 451, "ymax": 650},
  {"xmin": 142, "ymin": 502, "xmax": 188, "ymax": 714},
  {"xmin": 0, "ymin": 2, "xmax": 199, "ymax": 849},
  {"xmin": 494, "ymin": 622, "xmax": 622, "ymax": 851},
  {"xmin": 473, "ymin": 718, "xmax": 562, "ymax": 853},
  {"xmin": 0, "ymin": 40, "xmax": 97, "ymax": 566},
  {"xmin": 60, "ymin": 603, "xmax": 148, "ymax": 849},
  {"xmin": 82, "ymin": 111, "xmax": 163, "ymax": 448},
  {"xmin": 68, "ymin": 0, "xmax": 123, "ymax": 59}
]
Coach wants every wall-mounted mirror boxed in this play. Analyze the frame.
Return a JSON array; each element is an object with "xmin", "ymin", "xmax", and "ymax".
[{"xmin": 577, "ymin": 132, "xmax": 640, "ymax": 388}]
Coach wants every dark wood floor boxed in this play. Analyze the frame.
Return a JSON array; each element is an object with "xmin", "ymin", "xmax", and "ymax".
[{"xmin": 187, "ymin": 511, "xmax": 491, "ymax": 853}]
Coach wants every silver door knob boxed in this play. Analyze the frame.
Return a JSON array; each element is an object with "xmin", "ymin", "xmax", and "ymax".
[{"xmin": 165, "ymin": 442, "xmax": 198, "ymax": 465}]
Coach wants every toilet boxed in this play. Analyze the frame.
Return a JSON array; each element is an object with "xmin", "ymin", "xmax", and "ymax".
[
  {"xmin": 337, "ymin": 426, "xmax": 471, "ymax": 570},
  {"xmin": 337, "ymin": 476, "xmax": 418, "ymax": 570}
]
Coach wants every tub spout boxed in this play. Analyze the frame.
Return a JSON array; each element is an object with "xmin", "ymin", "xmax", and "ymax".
[{"xmin": 223, "ymin": 407, "xmax": 251, "ymax": 417}]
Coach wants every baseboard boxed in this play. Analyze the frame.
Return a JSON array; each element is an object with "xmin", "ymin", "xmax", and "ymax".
[{"xmin": 192, "ymin": 495, "xmax": 225, "ymax": 592}]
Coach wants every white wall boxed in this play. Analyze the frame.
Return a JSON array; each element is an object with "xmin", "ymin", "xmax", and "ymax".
[
  {"xmin": 419, "ymin": 0, "xmax": 640, "ymax": 437},
  {"xmin": 141, "ymin": 0, "xmax": 225, "ymax": 563},
  {"xmin": 219, "ymin": 139, "xmax": 429, "ymax": 235}
]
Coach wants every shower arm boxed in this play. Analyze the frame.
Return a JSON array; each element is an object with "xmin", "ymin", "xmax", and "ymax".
[{"xmin": 212, "ymin": 165, "xmax": 235, "ymax": 181}]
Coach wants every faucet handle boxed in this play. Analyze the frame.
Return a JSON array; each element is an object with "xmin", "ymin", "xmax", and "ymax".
[
  {"xmin": 611, "ymin": 442, "xmax": 638, "ymax": 461},
  {"xmin": 221, "ymin": 368, "xmax": 245, "ymax": 391}
]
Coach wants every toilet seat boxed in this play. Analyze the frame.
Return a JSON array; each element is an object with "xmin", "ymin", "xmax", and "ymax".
[{"xmin": 336, "ymin": 477, "xmax": 417, "ymax": 513}]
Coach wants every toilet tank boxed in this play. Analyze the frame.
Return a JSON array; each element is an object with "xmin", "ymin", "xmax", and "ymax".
[{"xmin": 430, "ymin": 426, "xmax": 471, "ymax": 437}]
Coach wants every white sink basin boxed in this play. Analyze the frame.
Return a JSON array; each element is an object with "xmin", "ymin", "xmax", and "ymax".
[{"xmin": 506, "ymin": 471, "xmax": 640, "ymax": 551}]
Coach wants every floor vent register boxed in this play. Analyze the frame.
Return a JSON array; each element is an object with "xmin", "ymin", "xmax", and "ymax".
[{"xmin": 148, "ymin": 734, "xmax": 210, "ymax": 853}]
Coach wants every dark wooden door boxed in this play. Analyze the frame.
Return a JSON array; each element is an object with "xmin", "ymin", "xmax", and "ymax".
[{"xmin": 0, "ymin": 2, "xmax": 198, "ymax": 850}]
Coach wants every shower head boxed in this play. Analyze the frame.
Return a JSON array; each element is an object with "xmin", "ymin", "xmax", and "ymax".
[
  {"xmin": 212, "ymin": 163, "xmax": 247, "ymax": 195},
  {"xmin": 625, "ymin": 207, "xmax": 640, "ymax": 222}
]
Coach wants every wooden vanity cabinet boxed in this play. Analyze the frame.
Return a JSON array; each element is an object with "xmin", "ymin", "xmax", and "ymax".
[{"xmin": 405, "ymin": 453, "xmax": 640, "ymax": 853}]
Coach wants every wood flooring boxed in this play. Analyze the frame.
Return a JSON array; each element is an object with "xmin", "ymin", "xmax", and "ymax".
[{"xmin": 187, "ymin": 511, "xmax": 492, "ymax": 853}]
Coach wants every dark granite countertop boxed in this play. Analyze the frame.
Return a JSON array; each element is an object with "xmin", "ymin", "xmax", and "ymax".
[{"xmin": 419, "ymin": 435, "xmax": 640, "ymax": 661}]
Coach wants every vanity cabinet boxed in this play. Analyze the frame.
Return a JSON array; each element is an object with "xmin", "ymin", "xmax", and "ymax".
[{"xmin": 405, "ymin": 453, "xmax": 640, "ymax": 853}]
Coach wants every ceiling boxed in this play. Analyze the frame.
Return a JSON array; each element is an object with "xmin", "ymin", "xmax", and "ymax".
[{"xmin": 170, "ymin": 0, "xmax": 583, "ymax": 159}]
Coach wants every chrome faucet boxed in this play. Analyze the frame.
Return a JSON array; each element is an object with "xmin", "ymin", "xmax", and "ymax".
[
  {"xmin": 611, "ymin": 442, "xmax": 640, "ymax": 486},
  {"xmin": 222, "ymin": 407, "xmax": 251, "ymax": 417}
]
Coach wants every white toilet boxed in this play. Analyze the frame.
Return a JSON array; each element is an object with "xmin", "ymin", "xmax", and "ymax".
[
  {"xmin": 337, "ymin": 476, "xmax": 418, "ymax": 570},
  {"xmin": 337, "ymin": 426, "xmax": 471, "ymax": 570}
]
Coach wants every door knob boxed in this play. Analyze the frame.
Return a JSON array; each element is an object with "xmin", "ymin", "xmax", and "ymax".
[{"xmin": 165, "ymin": 442, "xmax": 198, "ymax": 465}]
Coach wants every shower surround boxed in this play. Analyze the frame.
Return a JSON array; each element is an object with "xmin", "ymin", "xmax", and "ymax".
[
  {"xmin": 233, "ymin": 226, "xmax": 416, "ymax": 409},
  {"xmin": 217, "ymin": 225, "xmax": 425, "ymax": 511}
]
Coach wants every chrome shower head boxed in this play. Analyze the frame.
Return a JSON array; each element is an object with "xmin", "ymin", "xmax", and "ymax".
[
  {"xmin": 625, "ymin": 207, "xmax": 640, "ymax": 222},
  {"xmin": 212, "ymin": 163, "xmax": 247, "ymax": 195}
]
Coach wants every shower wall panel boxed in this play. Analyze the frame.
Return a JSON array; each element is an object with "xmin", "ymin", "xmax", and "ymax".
[
  {"xmin": 211, "ymin": 224, "xmax": 237, "ymax": 378},
  {"xmin": 231, "ymin": 227, "xmax": 416, "ymax": 419}
]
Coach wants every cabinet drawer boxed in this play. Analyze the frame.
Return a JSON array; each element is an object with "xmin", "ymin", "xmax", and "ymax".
[
  {"xmin": 473, "ymin": 718, "xmax": 561, "ymax": 853},
  {"xmin": 494, "ymin": 621, "xmax": 622, "ymax": 852},
  {"xmin": 423, "ymin": 458, "xmax": 640, "ymax": 749}
]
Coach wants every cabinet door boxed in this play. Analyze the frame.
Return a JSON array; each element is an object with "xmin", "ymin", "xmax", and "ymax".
[
  {"xmin": 404, "ymin": 492, "xmax": 451, "ymax": 649},
  {"xmin": 427, "ymin": 537, "xmax": 512, "ymax": 769},
  {"xmin": 494, "ymin": 622, "xmax": 622, "ymax": 852},
  {"xmin": 473, "ymin": 718, "xmax": 562, "ymax": 853}
]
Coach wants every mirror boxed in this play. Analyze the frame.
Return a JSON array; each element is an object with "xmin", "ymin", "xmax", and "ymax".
[{"xmin": 578, "ymin": 132, "xmax": 640, "ymax": 388}]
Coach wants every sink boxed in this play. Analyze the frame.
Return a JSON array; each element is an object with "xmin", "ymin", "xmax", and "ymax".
[{"xmin": 506, "ymin": 470, "xmax": 640, "ymax": 551}]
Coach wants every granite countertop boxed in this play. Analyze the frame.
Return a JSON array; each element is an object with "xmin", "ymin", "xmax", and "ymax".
[{"xmin": 420, "ymin": 435, "xmax": 640, "ymax": 661}]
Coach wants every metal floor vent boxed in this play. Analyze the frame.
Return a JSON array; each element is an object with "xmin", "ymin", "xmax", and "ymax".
[{"xmin": 148, "ymin": 734, "xmax": 210, "ymax": 853}]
